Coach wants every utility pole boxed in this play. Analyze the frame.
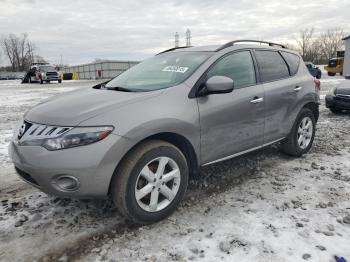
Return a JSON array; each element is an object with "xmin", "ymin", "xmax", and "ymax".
[
  {"xmin": 186, "ymin": 29, "xmax": 191, "ymax": 47},
  {"xmin": 175, "ymin": 32, "xmax": 179, "ymax": 47}
]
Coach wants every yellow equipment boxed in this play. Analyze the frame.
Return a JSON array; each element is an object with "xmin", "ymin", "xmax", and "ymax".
[{"xmin": 324, "ymin": 51, "xmax": 344, "ymax": 76}]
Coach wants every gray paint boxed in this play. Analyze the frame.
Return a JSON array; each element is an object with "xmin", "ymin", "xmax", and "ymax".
[{"xmin": 9, "ymin": 44, "xmax": 318, "ymax": 198}]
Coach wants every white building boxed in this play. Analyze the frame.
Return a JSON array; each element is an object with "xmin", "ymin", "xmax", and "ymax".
[
  {"xmin": 64, "ymin": 60, "xmax": 139, "ymax": 80},
  {"xmin": 343, "ymin": 35, "xmax": 350, "ymax": 79}
]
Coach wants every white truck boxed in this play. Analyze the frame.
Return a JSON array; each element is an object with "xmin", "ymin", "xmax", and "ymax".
[{"xmin": 23, "ymin": 63, "xmax": 62, "ymax": 84}]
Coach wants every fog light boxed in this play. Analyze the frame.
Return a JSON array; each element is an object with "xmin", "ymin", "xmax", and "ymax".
[{"xmin": 53, "ymin": 176, "xmax": 80, "ymax": 191}]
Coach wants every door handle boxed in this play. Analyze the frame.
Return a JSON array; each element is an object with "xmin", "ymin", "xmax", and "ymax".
[
  {"xmin": 250, "ymin": 97, "xmax": 264, "ymax": 104},
  {"xmin": 294, "ymin": 86, "xmax": 303, "ymax": 92}
]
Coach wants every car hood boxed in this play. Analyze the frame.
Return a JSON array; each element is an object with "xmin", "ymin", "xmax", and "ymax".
[
  {"xmin": 335, "ymin": 81, "xmax": 350, "ymax": 95},
  {"xmin": 25, "ymin": 87, "xmax": 162, "ymax": 126}
]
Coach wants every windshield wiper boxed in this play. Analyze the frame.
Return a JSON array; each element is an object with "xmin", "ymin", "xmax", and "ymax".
[{"xmin": 105, "ymin": 86, "xmax": 134, "ymax": 92}]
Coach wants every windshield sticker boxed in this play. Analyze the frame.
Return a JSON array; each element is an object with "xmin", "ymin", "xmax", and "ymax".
[{"xmin": 162, "ymin": 66, "xmax": 189, "ymax": 73}]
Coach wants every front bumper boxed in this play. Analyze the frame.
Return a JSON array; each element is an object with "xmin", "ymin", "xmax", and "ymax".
[
  {"xmin": 8, "ymin": 133, "xmax": 134, "ymax": 198},
  {"xmin": 43, "ymin": 75, "xmax": 60, "ymax": 81},
  {"xmin": 325, "ymin": 94, "xmax": 350, "ymax": 110}
]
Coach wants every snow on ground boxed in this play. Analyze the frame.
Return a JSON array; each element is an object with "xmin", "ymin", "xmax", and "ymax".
[{"xmin": 0, "ymin": 77, "xmax": 350, "ymax": 262}]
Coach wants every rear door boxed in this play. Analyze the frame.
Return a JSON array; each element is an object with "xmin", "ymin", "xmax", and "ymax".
[
  {"xmin": 197, "ymin": 50, "xmax": 265, "ymax": 165},
  {"xmin": 254, "ymin": 49, "xmax": 301, "ymax": 143}
]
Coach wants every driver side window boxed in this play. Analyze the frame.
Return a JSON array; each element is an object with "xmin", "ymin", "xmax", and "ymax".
[{"xmin": 207, "ymin": 51, "xmax": 256, "ymax": 89}]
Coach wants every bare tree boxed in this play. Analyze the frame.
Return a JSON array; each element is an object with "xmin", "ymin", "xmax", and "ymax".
[
  {"xmin": 0, "ymin": 33, "xmax": 36, "ymax": 71},
  {"xmin": 295, "ymin": 28, "xmax": 315, "ymax": 61},
  {"xmin": 318, "ymin": 28, "xmax": 345, "ymax": 60},
  {"xmin": 33, "ymin": 55, "xmax": 47, "ymax": 63}
]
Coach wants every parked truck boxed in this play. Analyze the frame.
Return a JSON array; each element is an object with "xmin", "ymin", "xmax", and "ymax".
[{"xmin": 22, "ymin": 63, "xmax": 62, "ymax": 84}]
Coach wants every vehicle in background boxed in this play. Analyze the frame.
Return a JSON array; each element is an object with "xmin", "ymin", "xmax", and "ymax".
[
  {"xmin": 22, "ymin": 63, "xmax": 62, "ymax": 84},
  {"xmin": 325, "ymin": 51, "xmax": 344, "ymax": 76},
  {"xmin": 9, "ymin": 40, "xmax": 319, "ymax": 224},
  {"xmin": 326, "ymin": 80, "xmax": 350, "ymax": 113},
  {"xmin": 305, "ymin": 62, "xmax": 321, "ymax": 79}
]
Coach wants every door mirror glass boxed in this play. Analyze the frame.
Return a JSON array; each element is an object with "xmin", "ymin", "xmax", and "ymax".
[{"xmin": 204, "ymin": 76, "xmax": 234, "ymax": 94}]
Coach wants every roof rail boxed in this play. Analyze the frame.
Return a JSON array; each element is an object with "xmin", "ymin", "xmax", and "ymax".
[
  {"xmin": 216, "ymin": 40, "xmax": 286, "ymax": 51},
  {"xmin": 156, "ymin": 46, "xmax": 192, "ymax": 55}
]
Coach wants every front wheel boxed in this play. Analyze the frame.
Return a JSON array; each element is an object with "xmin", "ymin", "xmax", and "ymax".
[
  {"xmin": 111, "ymin": 140, "xmax": 189, "ymax": 224},
  {"xmin": 281, "ymin": 108, "xmax": 316, "ymax": 157}
]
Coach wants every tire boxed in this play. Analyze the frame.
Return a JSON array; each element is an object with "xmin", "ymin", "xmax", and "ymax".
[
  {"xmin": 330, "ymin": 107, "xmax": 341, "ymax": 114},
  {"xmin": 281, "ymin": 108, "xmax": 316, "ymax": 157},
  {"xmin": 111, "ymin": 140, "xmax": 189, "ymax": 224},
  {"xmin": 328, "ymin": 72, "xmax": 335, "ymax": 76}
]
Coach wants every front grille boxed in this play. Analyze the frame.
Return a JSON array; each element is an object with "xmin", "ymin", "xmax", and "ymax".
[
  {"xmin": 46, "ymin": 72, "xmax": 58, "ymax": 76},
  {"xmin": 18, "ymin": 121, "xmax": 72, "ymax": 142},
  {"xmin": 15, "ymin": 167, "xmax": 40, "ymax": 188}
]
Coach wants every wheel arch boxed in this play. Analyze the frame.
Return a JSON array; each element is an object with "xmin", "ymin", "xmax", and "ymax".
[
  {"xmin": 303, "ymin": 101, "xmax": 319, "ymax": 122},
  {"xmin": 108, "ymin": 132, "xmax": 200, "ymax": 196}
]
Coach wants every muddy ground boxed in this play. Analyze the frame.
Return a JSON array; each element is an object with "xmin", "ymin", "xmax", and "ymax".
[{"xmin": 0, "ymin": 77, "xmax": 350, "ymax": 262}]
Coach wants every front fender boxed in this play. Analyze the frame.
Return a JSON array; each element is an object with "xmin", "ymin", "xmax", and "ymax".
[{"xmin": 119, "ymin": 118, "xmax": 201, "ymax": 162}]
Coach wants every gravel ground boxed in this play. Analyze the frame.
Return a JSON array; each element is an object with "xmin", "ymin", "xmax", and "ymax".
[{"xmin": 0, "ymin": 76, "xmax": 350, "ymax": 262}]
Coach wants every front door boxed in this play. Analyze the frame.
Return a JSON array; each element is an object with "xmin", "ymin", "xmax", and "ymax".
[{"xmin": 197, "ymin": 50, "xmax": 265, "ymax": 165}]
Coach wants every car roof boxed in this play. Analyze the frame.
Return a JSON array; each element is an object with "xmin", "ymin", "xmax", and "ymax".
[{"xmin": 166, "ymin": 43, "xmax": 298, "ymax": 56}]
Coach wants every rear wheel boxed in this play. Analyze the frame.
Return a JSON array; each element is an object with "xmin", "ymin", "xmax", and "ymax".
[
  {"xmin": 111, "ymin": 140, "xmax": 189, "ymax": 224},
  {"xmin": 281, "ymin": 108, "xmax": 316, "ymax": 157},
  {"xmin": 328, "ymin": 72, "xmax": 335, "ymax": 76}
]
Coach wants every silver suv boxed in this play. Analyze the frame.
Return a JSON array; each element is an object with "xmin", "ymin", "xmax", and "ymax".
[{"xmin": 9, "ymin": 40, "xmax": 319, "ymax": 224}]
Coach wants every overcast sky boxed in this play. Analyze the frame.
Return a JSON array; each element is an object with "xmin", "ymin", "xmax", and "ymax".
[{"xmin": 0, "ymin": 0, "xmax": 349, "ymax": 66}]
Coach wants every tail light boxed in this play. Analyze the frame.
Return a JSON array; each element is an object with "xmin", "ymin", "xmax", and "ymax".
[{"xmin": 314, "ymin": 79, "xmax": 321, "ymax": 91}]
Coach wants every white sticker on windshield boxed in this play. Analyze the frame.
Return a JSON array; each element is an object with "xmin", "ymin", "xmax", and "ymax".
[{"xmin": 162, "ymin": 66, "xmax": 189, "ymax": 73}]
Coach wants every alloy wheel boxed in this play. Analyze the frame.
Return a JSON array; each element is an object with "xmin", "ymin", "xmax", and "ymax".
[
  {"xmin": 297, "ymin": 116, "xmax": 313, "ymax": 149},
  {"xmin": 135, "ymin": 157, "xmax": 181, "ymax": 212}
]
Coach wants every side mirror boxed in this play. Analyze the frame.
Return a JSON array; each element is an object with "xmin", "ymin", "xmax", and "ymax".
[{"xmin": 199, "ymin": 76, "xmax": 234, "ymax": 96}]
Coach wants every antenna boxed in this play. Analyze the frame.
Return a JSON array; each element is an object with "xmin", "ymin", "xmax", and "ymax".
[
  {"xmin": 175, "ymin": 32, "xmax": 179, "ymax": 47},
  {"xmin": 186, "ymin": 29, "xmax": 191, "ymax": 47}
]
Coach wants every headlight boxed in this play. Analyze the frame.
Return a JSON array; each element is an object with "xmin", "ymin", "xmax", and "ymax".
[{"xmin": 21, "ymin": 126, "xmax": 114, "ymax": 150}]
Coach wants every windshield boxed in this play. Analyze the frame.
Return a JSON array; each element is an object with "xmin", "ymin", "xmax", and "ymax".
[
  {"xmin": 105, "ymin": 51, "xmax": 212, "ymax": 91},
  {"xmin": 39, "ymin": 66, "xmax": 55, "ymax": 72}
]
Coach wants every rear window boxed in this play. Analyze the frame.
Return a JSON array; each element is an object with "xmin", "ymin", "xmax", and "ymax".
[
  {"xmin": 255, "ymin": 50, "xmax": 290, "ymax": 82},
  {"xmin": 328, "ymin": 59, "xmax": 337, "ymax": 67},
  {"xmin": 281, "ymin": 52, "xmax": 300, "ymax": 75}
]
